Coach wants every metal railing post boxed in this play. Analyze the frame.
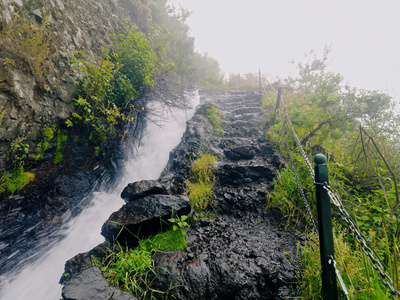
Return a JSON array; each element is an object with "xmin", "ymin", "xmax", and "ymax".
[
  {"xmin": 275, "ymin": 87, "xmax": 281, "ymax": 119},
  {"xmin": 271, "ymin": 87, "xmax": 282, "ymax": 123},
  {"xmin": 314, "ymin": 154, "xmax": 338, "ymax": 299}
]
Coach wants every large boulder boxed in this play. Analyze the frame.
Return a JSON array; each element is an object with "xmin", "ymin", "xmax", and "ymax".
[
  {"xmin": 101, "ymin": 194, "xmax": 191, "ymax": 244},
  {"xmin": 120, "ymin": 176, "xmax": 178, "ymax": 203}
]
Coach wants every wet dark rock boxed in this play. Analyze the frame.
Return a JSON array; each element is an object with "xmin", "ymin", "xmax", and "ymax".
[
  {"xmin": 101, "ymin": 195, "xmax": 191, "ymax": 244},
  {"xmin": 224, "ymin": 145, "xmax": 256, "ymax": 160},
  {"xmin": 121, "ymin": 180, "xmax": 168, "ymax": 202},
  {"xmin": 121, "ymin": 176, "xmax": 178, "ymax": 203},
  {"xmin": 61, "ymin": 267, "xmax": 137, "ymax": 300}
]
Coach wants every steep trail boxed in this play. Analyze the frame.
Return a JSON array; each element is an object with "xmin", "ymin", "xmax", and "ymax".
[
  {"xmin": 61, "ymin": 90, "xmax": 301, "ymax": 300},
  {"xmin": 153, "ymin": 90, "xmax": 301, "ymax": 299}
]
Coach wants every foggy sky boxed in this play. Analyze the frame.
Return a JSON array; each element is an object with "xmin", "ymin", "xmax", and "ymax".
[{"xmin": 168, "ymin": 0, "xmax": 400, "ymax": 101}]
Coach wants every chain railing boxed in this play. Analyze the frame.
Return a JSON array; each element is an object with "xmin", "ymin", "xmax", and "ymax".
[
  {"xmin": 324, "ymin": 183, "xmax": 400, "ymax": 299},
  {"xmin": 281, "ymin": 116, "xmax": 319, "ymax": 235},
  {"xmin": 259, "ymin": 80, "xmax": 400, "ymax": 300}
]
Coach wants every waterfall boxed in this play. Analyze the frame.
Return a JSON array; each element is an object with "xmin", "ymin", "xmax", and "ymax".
[{"xmin": 0, "ymin": 92, "xmax": 199, "ymax": 300}]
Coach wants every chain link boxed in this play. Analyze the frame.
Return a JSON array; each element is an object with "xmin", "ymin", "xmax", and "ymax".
[
  {"xmin": 328, "ymin": 255, "xmax": 351, "ymax": 300},
  {"xmin": 282, "ymin": 125, "xmax": 319, "ymax": 235},
  {"xmin": 323, "ymin": 183, "xmax": 400, "ymax": 299}
]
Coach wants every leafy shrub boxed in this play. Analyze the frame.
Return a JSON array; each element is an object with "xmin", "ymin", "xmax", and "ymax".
[{"xmin": 68, "ymin": 26, "xmax": 165, "ymax": 141}]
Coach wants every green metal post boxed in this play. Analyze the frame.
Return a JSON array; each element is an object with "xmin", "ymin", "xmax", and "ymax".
[{"xmin": 314, "ymin": 154, "xmax": 338, "ymax": 300}]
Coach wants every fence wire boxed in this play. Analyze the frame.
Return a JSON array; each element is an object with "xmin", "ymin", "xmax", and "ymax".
[{"xmin": 328, "ymin": 255, "xmax": 351, "ymax": 300}]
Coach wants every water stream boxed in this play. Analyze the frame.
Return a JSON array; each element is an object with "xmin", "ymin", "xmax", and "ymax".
[{"xmin": 0, "ymin": 92, "xmax": 199, "ymax": 300}]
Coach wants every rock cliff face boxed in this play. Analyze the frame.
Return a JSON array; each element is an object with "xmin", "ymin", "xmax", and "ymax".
[
  {"xmin": 61, "ymin": 90, "xmax": 301, "ymax": 299},
  {"xmin": 0, "ymin": 0, "xmax": 156, "ymax": 277},
  {"xmin": 0, "ymin": 0, "xmax": 152, "ymax": 170}
]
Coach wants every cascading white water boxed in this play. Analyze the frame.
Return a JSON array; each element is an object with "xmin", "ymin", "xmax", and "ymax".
[{"xmin": 0, "ymin": 92, "xmax": 199, "ymax": 300}]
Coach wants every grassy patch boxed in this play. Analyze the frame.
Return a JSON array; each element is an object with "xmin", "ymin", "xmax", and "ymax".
[
  {"xmin": 299, "ymin": 230, "xmax": 392, "ymax": 299},
  {"xmin": 203, "ymin": 105, "xmax": 223, "ymax": 130},
  {"xmin": 266, "ymin": 162, "xmax": 315, "ymax": 228},
  {"xmin": 185, "ymin": 152, "xmax": 218, "ymax": 210},
  {"xmin": 93, "ymin": 229, "xmax": 187, "ymax": 299}
]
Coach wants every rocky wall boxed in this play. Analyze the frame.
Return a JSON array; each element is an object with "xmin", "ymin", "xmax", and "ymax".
[{"xmin": 0, "ymin": 0, "xmax": 150, "ymax": 171}]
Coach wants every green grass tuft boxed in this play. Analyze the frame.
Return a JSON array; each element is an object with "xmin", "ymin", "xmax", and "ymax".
[{"xmin": 185, "ymin": 152, "xmax": 218, "ymax": 210}]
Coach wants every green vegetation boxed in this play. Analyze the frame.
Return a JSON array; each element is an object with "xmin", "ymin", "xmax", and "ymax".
[
  {"xmin": 94, "ymin": 228, "xmax": 187, "ymax": 299},
  {"xmin": 266, "ymin": 47, "xmax": 400, "ymax": 298},
  {"xmin": 32, "ymin": 126, "xmax": 54, "ymax": 160},
  {"xmin": 54, "ymin": 130, "xmax": 68, "ymax": 164},
  {"xmin": 0, "ymin": 137, "xmax": 35, "ymax": 195},
  {"xmin": 203, "ymin": 105, "xmax": 223, "ymax": 130},
  {"xmin": 266, "ymin": 159, "xmax": 315, "ymax": 227},
  {"xmin": 185, "ymin": 152, "xmax": 218, "ymax": 210},
  {"xmin": 0, "ymin": 1, "xmax": 227, "ymax": 196},
  {"xmin": 168, "ymin": 214, "xmax": 190, "ymax": 234},
  {"xmin": 0, "ymin": 167, "xmax": 35, "ymax": 194}
]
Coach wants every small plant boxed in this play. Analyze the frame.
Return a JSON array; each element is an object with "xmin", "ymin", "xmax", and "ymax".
[
  {"xmin": 0, "ymin": 167, "xmax": 35, "ymax": 194},
  {"xmin": 168, "ymin": 215, "xmax": 189, "ymax": 234}
]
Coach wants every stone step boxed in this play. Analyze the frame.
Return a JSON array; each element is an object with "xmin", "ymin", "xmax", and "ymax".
[
  {"xmin": 223, "ymin": 119, "xmax": 263, "ymax": 129},
  {"xmin": 226, "ymin": 112, "xmax": 264, "ymax": 122},
  {"xmin": 221, "ymin": 100, "xmax": 261, "ymax": 109},
  {"xmin": 215, "ymin": 161, "xmax": 277, "ymax": 187},
  {"xmin": 229, "ymin": 106, "xmax": 263, "ymax": 115}
]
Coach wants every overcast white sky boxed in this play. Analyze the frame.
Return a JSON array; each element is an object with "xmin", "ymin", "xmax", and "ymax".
[{"xmin": 168, "ymin": 0, "xmax": 400, "ymax": 101}]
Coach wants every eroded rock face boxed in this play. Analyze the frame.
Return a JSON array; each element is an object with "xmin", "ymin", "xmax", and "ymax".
[{"xmin": 61, "ymin": 90, "xmax": 301, "ymax": 299}]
